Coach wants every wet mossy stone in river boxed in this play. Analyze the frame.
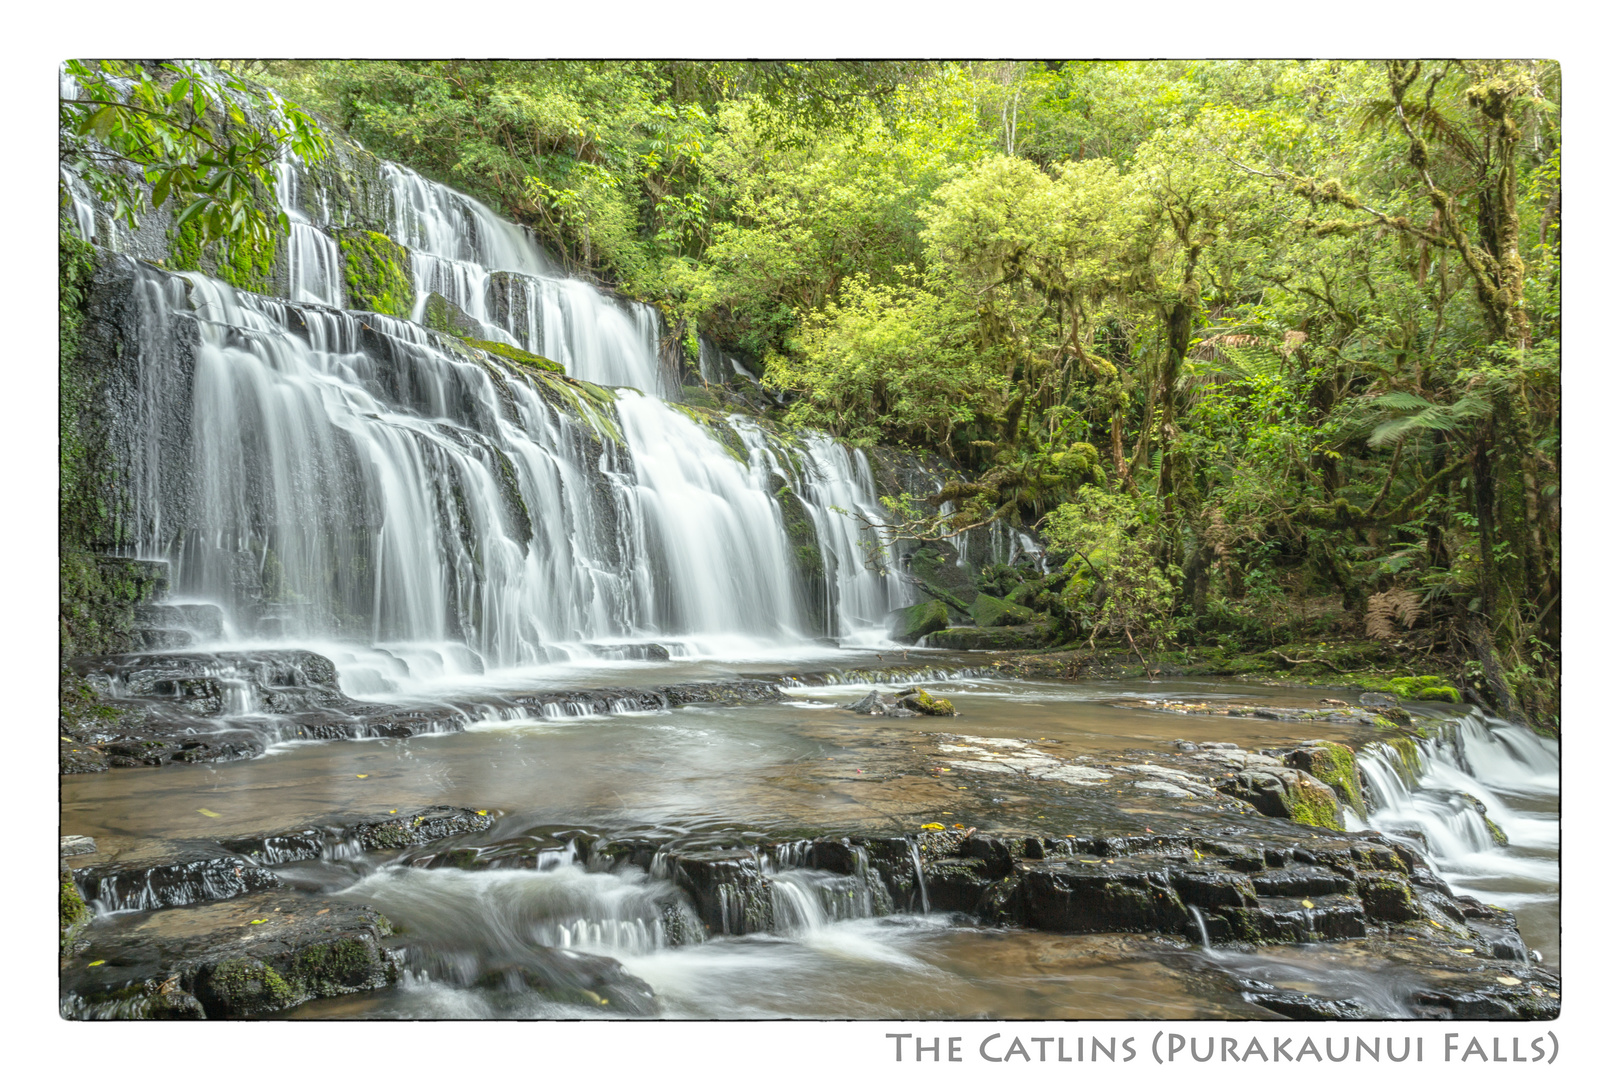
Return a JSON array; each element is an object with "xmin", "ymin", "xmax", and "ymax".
[
  {"xmin": 61, "ymin": 893, "xmax": 400, "ymax": 1018},
  {"xmin": 1283, "ymin": 742, "xmax": 1367, "ymax": 820},
  {"xmin": 897, "ymin": 687, "xmax": 955, "ymax": 716},
  {"xmin": 1217, "ymin": 766, "xmax": 1344, "ymax": 831},
  {"xmin": 894, "ymin": 599, "xmax": 949, "ymax": 644},
  {"xmin": 60, "ymin": 865, "xmax": 92, "ymax": 955},
  {"xmin": 970, "ymin": 592, "xmax": 1035, "ymax": 628},
  {"xmin": 337, "ymin": 229, "xmax": 414, "ymax": 317}
]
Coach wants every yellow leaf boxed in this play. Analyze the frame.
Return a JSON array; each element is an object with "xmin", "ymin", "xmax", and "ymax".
[
  {"xmin": 1456, "ymin": 947, "xmax": 1474, "ymax": 954},
  {"xmin": 1496, "ymin": 976, "xmax": 1522, "ymax": 986},
  {"xmin": 475, "ymin": 810, "xmax": 487, "ymax": 816},
  {"xmin": 197, "ymin": 808, "xmax": 221, "ymax": 818},
  {"xmin": 1301, "ymin": 899, "xmax": 1315, "ymax": 909},
  {"xmin": 921, "ymin": 822, "xmax": 946, "ymax": 830},
  {"xmin": 388, "ymin": 809, "xmax": 397, "ymax": 814},
  {"xmin": 88, "ymin": 960, "xmax": 105, "ymax": 967},
  {"xmin": 249, "ymin": 918, "xmax": 267, "ymax": 925},
  {"xmin": 355, "ymin": 774, "xmax": 368, "ymax": 779}
]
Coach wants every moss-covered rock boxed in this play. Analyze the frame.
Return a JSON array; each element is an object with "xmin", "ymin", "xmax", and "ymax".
[
  {"xmin": 165, "ymin": 186, "xmax": 285, "ymax": 293},
  {"xmin": 895, "ymin": 600, "xmax": 949, "ymax": 644},
  {"xmin": 422, "ymin": 291, "xmax": 484, "ymax": 337},
  {"xmin": 1386, "ymin": 675, "xmax": 1463, "ymax": 704},
  {"xmin": 902, "ymin": 688, "xmax": 956, "ymax": 716},
  {"xmin": 463, "ymin": 337, "xmax": 565, "ymax": 374},
  {"xmin": 60, "ymin": 866, "xmax": 92, "ymax": 955},
  {"xmin": 1283, "ymin": 742, "xmax": 1367, "ymax": 820},
  {"xmin": 926, "ymin": 620, "xmax": 1055, "ymax": 651},
  {"xmin": 970, "ymin": 592, "xmax": 1035, "ymax": 627},
  {"xmin": 1218, "ymin": 767, "xmax": 1344, "ymax": 831},
  {"xmin": 337, "ymin": 229, "xmax": 414, "ymax": 317},
  {"xmin": 906, "ymin": 542, "xmax": 978, "ymax": 612}
]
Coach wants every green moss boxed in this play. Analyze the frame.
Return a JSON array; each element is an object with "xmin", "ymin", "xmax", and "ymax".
[
  {"xmin": 909, "ymin": 689, "xmax": 956, "ymax": 716},
  {"xmin": 900, "ymin": 600, "xmax": 950, "ymax": 642},
  {"xmin": 205, "ymin": 956, "xmax": 302, "ymax": 1014},
  {"xmin": 682, "ymin": 385, "xmax": 722, "ymax": 410},
  {"xmin": 60, "ymin": 869, "xmax": 91, "ymax": 950},
  {"xmin": 971, "ymin": 592, "xmax": 1035, "ymax": 628},
  {"xmin": 59, "ymin": 555, "xmax": 166, "ymax": 660},
  {"xmin": 1288, "ymin": 781, "xmax": 1343, "ymax": 831},
  {"xmin": 1296, "ymin": 743, "xmax": 1367, "ymax": 820},
  {"xmin": 1386, "ymin": 675, "xmax": 1462, "ymax": 704},
  {"xmin": 292, "ymin": 938, "xmax": 375, "ymax": 995},
  {"xmin": 337, "ymin": 229, "xmax": 414, "ymax": 317},
  {"xmin": 464, "ymin": 337, "xmax": 565, "ymax": 374}
]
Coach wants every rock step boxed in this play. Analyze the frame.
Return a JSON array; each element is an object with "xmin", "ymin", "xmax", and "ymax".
[{"xmin": 60, "ymin": 893, "xmax": 399, "ymax": 1019}]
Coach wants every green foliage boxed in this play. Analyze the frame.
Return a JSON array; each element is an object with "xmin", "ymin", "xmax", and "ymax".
[
  {"xmin": 766, "ymin": 276, "xmax": 998, "ymax": 449},
  {"xmin": 77, "ymin": 58, "xmax": 1557, "ymax": 724},
  {"xmin": 1045, "ymin": 488, "xmax": 1179, "ymax": 649},
  {"xmin": 61, "ymin": 60, "xmax": 328, "ymax": 261}
]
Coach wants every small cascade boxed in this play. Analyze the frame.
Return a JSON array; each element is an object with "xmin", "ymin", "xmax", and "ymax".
[
  {"xmin": 1357, "ymin": 710, "xmax": 1560, "ymax": 960},
  {"xmin": 908, "ymin": 841, "xmax": 932, "ymax": 914},
  {"xmin": 734, "ymin": 423, "xmax": 912, "ymax": 642},
  {"xmin": 380, "ymin": 163, "xmax": 667, "ymax": 395},
  {"xmin": 274, "ymin": 161, "xmax": 345, "ymax": 307},
  {"xmin": 1188, "ymin": 905, "xmax": 1211, "ymax": 949},
  {"xmin": 344, "ymin": 863, "xmax": 705, "ymax": 959}
]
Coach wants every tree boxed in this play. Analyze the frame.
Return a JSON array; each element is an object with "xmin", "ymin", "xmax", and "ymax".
[{"xmin": 60, "ymin": 60, "xmax": 328, "ymax": 257}]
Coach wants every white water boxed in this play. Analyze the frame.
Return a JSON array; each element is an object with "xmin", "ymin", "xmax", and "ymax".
[
  {"xmin": 274, "ymin": 161, "xmax": 345, "ymax": 307},
  {"xmin": 1358, "ymin": 710, "xmax": 1560, "ymax": 962},
  {"xmin": 103, "ymin": 158, "xmax": 911, "ymax": 686}
]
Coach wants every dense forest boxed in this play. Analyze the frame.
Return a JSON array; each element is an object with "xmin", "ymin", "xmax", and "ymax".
[{"xmin": 62, "ymin": 59, "xmax": 1562, "ymax": 727}]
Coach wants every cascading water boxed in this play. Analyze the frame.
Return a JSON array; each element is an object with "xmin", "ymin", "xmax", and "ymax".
[
  {"xmin": 274, "ymin": 161, "xmax": 345, "ymax": 307},
  {"xmin": 735, "ymin": 423, "xmax": 912, "ymax": 643},
  {"xmin": 381, "ymin": 163, "xmax": 666, "ymax": 395},
  {"xmin": 100, "ymin": 156, "xmax": 910, "ymax": 685},
  {"xmin": 1356, "ymin": 710, "xmax": 1560, "ymax": 962}
]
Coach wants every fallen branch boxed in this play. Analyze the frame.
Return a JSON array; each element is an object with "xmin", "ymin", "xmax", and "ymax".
[{"xmin": 1270, "ymin": 649, "xmax": 1354, "ymax": 675}]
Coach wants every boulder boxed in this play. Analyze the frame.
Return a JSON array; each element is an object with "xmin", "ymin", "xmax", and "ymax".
[
  {"xmin": 60, "ymin": 893, "xmax": 400, "ymax": 1018},
  {"xmin": 971, "ymin": 593, "xmax": 1035, "ymax": 628},
  {"xmin": 892, "ymin": 599, "xmax": 949, "ymax": 644},
  {"xmin": 1218, "ymin": 766, "xmax": 1344, "ymax": 830}
]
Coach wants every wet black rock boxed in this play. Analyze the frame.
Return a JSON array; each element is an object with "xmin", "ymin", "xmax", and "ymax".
[
  {"xmin": 74, "ymin": 853, "xmax": 283, "ymax": 914},
  {"xmin": 61, "ymin": 893, "xmax": 400, "ymax": 1018},
  {"xmin": 221, "ymin": 805, "xmax": 495, "ymax": 864},
  {"xmin": 1014, "ymin": 861, "xmax": 1190, "ymax": 934},
  {"xmin": 669, "ymin": 849, "xmax": 775, "ymax": 935}
]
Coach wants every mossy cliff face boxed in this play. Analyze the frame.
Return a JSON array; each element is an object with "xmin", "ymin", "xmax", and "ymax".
[{"xmin": 337, "ymin": 229, "xmax": 414, "ymax": 317}]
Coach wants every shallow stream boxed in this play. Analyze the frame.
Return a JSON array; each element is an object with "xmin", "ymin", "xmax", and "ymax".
[{"xmin": 61, "ymin": 663, "xmax": 1558, "ymax": 1018}]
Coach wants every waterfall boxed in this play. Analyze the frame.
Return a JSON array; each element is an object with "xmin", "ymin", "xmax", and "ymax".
[
  {"xmin": 1356, "ymin": 710, "xmax": 1559, "ymax": 956},
  {"xmin": 274, "ymin": 161, "xmax": 345, "ymax": 307},
  {"xmin": 380, "ymin": 163, "xmax": 667, "ymax": 396},
  {"xmin": 80, "ymin": 129, "xmax": 910, "ymax": 682},
  {"xmin": 734, "ymin": 423, "xmax": 912, "ymax": 642}
]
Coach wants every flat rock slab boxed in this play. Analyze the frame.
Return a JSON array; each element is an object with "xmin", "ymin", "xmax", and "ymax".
[{"xmin": 61, "ymin": 892, "xmax": 399, "ymax": 1018}]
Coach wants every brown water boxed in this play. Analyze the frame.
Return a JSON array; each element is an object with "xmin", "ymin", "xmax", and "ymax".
[{"xmin": 62, "ymin": 670, "xmax": 1559, "ymax": 1018}]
